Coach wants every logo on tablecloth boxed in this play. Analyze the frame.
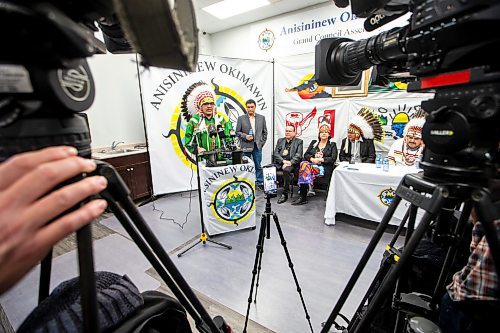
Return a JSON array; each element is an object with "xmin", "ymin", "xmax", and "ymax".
[
  {"xmin": 379, "ymin": 188, "xmax": 396, "ymax": 206},
  {"xmin": 209, "ymin": 176, "xmax": 255, "ymax": 225}
]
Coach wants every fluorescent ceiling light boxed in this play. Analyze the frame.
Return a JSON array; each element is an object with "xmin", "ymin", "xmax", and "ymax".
[{"xmin": 202, "ymin": 0, "xmax": 270, "ymax": 20}]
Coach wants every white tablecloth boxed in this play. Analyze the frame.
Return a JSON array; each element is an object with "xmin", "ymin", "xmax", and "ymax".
[
  {"xmin": 200, "ymin": 159, "xmax": 256, "ymax": 235},
  {"xmin": 324, "ymin": 162, "xmax": 421, "ymax": 226}
]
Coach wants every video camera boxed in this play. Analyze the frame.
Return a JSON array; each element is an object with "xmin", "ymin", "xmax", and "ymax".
[
  {"xmin": 316, "ymin": 0, "xmax": 500, "ymax": 183},
  {"xmin": 0, "ymin": 0, "xmax": 198, "ymax": 159}
]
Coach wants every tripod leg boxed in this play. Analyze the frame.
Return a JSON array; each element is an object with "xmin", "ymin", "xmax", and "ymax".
[
  {"xmin": 353, "ymin": 210, "xmax": 437, "ymax": 333},
  {"xmin": 177, "ymin": 239, "xmax": 204, "ymax": 258},
  {"xmin": 321, "ymin": 195, "xmax": 404, "ymax": 333},
  {"xmin": 393, "ymin": 204, "xmax": 419, "ymax": 333},
  {"xmin": 431, "ymin": 200, "xmax": 473, "ymax": 305},
  {"xmin": 272, "ymin": 212, "xmax": 314, "ymax": 333},
  {"xmin": 76, "ymin": 224, "xmax": 99, "ymax": 333},
  {"xmin": 243, "ymin": 214, "xmax": 267, "ymax": 333},
  {"xmin": 39, "ymin": 249, "xmax": 53, "ymax": 304},
  {"xmin": 253, "ymin": 229, "xmax": 266, "ymax": 303},
  {"xmin": 206, "ymin": 238, "xmax": 232, "ymax": 250},
  {"xmin": 347, "ymin": 209, "xmax": 411, "ymax": 332},
  {"xmin": 97, "ymin": 161, "xmax": 228, "ymax": 333}
]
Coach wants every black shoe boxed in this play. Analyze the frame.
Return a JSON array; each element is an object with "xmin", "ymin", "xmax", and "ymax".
[
  {"xmin": 277, "ymin": 193, "xmax": 288, "ymax": 204},
  {"xmin": 291, "ymin": 197, "xmax": 308, "ymax": 205},
  {"xmin": 256, "ymin": 184, "xmax": 264, "ymax": 191}
]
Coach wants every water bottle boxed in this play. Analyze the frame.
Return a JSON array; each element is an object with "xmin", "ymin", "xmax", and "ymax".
[
  {"xmin": 382, "ymin": 157, "xmax": 390, "ymax": 172},
  {"xmin": 415, "ymin": 155, "xmax": 423, "ymax": 169},
  {"xmin": 375, "ymin": 152, "xmax": 382, "ymax": 168}
]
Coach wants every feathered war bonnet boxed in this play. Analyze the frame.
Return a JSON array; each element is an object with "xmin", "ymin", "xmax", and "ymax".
[
  {"xmin": 319, "ymin": 117, "xmax": 331, "ymax": 132},
  {"xmin": 348, "ymin": 107, "xmax": 384, "ymax": 141},
  {"xmin": 403, "ymin": 109, "xmax": 426, "ymax": 137},
  {"xmin": 181, "ymin": 81, "xmax": 216, "ymax": 121}
]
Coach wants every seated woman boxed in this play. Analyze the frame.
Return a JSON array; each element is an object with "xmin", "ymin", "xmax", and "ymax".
[{"xmin": 292, "ymin": 121, "xmax": 337, "ymax": 205}]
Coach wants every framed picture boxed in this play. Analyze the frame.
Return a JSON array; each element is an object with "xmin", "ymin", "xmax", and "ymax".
[{"xmin": 332, "ymin": 68, "xmax": 372, "ymax": 98}]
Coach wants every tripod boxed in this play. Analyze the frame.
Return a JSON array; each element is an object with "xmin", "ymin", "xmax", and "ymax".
[
  {"xmin": 177, "ymin": 133, "xmax": 232, "ymax": 257},
  {"xmin": 0, "ymin": 115, "xmax": 230, "ymax": 333},
  {"xmin": 321, "ymin": 172, "xmax": 500, "ymax": 333},
  {"xmin": 243, "ymin": 194, "xmax": 314, "ymax": 333}
]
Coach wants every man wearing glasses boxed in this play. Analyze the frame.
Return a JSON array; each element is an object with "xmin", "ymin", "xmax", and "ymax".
[
  {"xmin": 388, "ymin": 115, "xmax": 426, "ymax": 166},
  {"xmin": 273, "ymin": 124, "xmax": 303, "ymax": 204},
  {"xmin": 183, "ymin": 83, "xmax": 233, "ymax": 156}
]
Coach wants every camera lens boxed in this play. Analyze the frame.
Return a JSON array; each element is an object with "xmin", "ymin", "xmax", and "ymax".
[{"xmin": 315, "ymin": 27, "xmax": 406, "ymax": 86}]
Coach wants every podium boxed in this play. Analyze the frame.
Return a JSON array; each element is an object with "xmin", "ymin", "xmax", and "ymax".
[{"xmin": 199, "ymin": 158, "xmax": 256, "ymax": 235}]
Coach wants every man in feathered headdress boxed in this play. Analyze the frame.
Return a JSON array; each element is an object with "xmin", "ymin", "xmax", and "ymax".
[
  {"xmin": 339, "ymin": 107, "xmax": 383, "ymax": 163},
  {"xmin": 388, "ymin": 112, "xmax": 426, "ymax": 166},
  {"xmin": 182, "ymin": 81, "xmax": 233, "ymax": 156}
]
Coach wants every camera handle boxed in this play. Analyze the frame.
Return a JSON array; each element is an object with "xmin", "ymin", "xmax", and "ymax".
[{"xmin": 321, "ymin": 173, "xmax": 500, "ymax": 333}]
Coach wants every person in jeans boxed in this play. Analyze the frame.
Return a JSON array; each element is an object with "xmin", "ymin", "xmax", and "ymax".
[{"xmin": 236, "ymin": 99, "xmax": 268, "ymax": 190}]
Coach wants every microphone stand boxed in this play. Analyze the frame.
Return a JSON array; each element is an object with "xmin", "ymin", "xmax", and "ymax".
[{"xmin": 176, "ymin": 127, "xmax": 232, "ymax": 257}]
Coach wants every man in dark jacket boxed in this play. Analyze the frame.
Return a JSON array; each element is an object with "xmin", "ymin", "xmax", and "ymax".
[
  {"xmin": 338, "ymin": 135, "xmax": 375, "ymax": 163},
  {"xmin": 273, "ymin": 125, "xmax": 303, "ymax": 204},
  {"xmin": 339, "ymin": 107, "xmax": 383, "ymax": 164}
]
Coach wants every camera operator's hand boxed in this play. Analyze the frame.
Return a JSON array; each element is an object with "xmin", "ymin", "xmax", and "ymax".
[
  {"xmin": 198, "ymin": 147, "xmax": 206, "ymax": 154},
  {"xmin": 0, "ymin": 146, "xmax": 108, "ymax": 294}
]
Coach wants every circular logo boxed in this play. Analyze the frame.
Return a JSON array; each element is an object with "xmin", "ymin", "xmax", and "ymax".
[
  {"xmin": 210, "ymin": 177, "xmax": 255, "ymax": 225},
  {"xmin": 379, "ymin": 188, "xmax": 396, "ymax": 206},
  {"xmin": 57, "ymin": 65, "xmax": 90, "ymax": 102},
  {"xmin": 258, "ymin": 29, "xmax": 275, "ymax": 51}
]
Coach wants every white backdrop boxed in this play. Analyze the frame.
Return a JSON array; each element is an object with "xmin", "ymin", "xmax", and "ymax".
[
  {"xmin": 274, "ymin": 53, "xmax": 432, "ymax": 152},
  {"xmin": 140, "ymin": 56, "xmax": 273, "ymax": 194}
]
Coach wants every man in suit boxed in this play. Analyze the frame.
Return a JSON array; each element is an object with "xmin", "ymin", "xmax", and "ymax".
[
  {"xmin": 273, "ymin": 124, "xmax": 303, "ymax": 204},
  {"xmin": 236, "ymin": 99, "xmax": 268, "ymax": 189}
]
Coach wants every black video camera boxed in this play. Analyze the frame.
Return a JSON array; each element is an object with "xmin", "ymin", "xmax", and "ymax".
[
  {"xmin": 316, "ymin": 0, "xmax": 500, "ymax": 182},
  {"xmin": 0, "ymin": 0, "xmax": 198, "ymax": 159}
]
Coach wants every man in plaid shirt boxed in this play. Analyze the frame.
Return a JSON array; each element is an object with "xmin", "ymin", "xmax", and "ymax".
[{"xmin": 439, "ymin": 182, "xmax": 500, "ymax": 332}]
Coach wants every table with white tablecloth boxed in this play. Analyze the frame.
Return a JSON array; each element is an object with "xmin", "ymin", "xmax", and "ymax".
[{"xmin": 324, "ymin": 162, "xmax": 421, "ymax": 226}]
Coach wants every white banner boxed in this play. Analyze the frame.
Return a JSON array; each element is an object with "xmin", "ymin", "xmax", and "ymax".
[
  {"xmin": 275, "ymin": 53, "xmax": 432, "ymax": 153},
  {"xmin": 140, "ymin": 56, "xmax": 273, "ymax": 194},
  {"xmin": 200, "ymin": 161, "xmax": 256, "ymax": 236},
  {"xmin": 248, "ymin": 4, "xmax": 410, "ymax": 57}
]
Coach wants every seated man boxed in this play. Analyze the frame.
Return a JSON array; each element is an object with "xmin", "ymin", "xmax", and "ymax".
[
  {"xmin": 273, "ymin": 124, "xmax": 303, "ymax": 204},
  {"xmin": 339, "ymin": 107, "xmax": 383, "ymax": 164},
  {"xmin": 388, "ymin": 114, "xmax": 425, "ymax": 166},
  {"xmin": 182, "ymin": 81, "xmax": 232, "ymax": 159}
]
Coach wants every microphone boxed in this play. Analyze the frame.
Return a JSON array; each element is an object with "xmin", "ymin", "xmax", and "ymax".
[
  {"xmin": 207, "ymin": 124, "xmax": 217, "ymax": 138},
  {"xmin": 217, "ymin": 125, "xmax": 228, "ymax": 149},
  {"xmin": 229, "ymin": 130, "xmax": 240, "ymax": 150}
]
